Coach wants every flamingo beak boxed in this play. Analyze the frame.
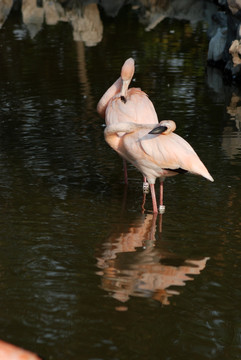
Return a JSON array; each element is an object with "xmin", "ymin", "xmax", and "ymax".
[{"xmin": 149, "ymin": 125, "xmax": 168, "ymax": 135}]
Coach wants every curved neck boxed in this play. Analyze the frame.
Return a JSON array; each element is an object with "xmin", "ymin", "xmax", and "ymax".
[
  {"xmin": 104, "ymin": 130, "xmax": 121, "ymax": 153},
  {"xmin": 97, "ymin": 77, "xmax": 122, "ymax": 118}
]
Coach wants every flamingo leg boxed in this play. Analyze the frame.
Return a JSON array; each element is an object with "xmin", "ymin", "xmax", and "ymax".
[
  {"xmin": 123, "ymin": 159, "xmax": 128, "ymax": 185},
  {"xmin": 143, "ymin": 176, "xmax": 149, "ymax": 194},
  {"xmin": 150, "ymin": 184, "xmax": 158, "ymax": 213},
  {"xmin": 159, "ymin": 180, "xmax": 165, "ymax": 214},
  {"xmin": 160, "ymin": 180, "xmax": 163, "ymax": 205}
]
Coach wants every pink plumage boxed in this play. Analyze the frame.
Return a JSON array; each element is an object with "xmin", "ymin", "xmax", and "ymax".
[
  {"xmin": 97, "ymin": 58, "xmax": 158, "ymax": 127},
  {"xmin": 104, "ymin": 120, "xmax": 214, "ymax": 213},
  {"xmin": 98, "ymin": 58, "xmax": 214, "ymax": 213},
  {"xmin": 97, "ymin": 58, "xmax": 158, "ymax": 185},
  {"xmin": 0, "ymin": 340, "xmax": 41, "ymax": 360}
]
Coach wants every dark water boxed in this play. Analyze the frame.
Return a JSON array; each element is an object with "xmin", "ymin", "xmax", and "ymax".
[{"xmin": 0, "ymin": 6, "xmax": 241, "ymax": 360}]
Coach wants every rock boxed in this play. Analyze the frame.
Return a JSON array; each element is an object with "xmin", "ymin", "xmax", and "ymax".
[
  {"xmin": 43, "ymin": 0, "xmax": 67, "ymax": 25},
  {"xmin": 227, "ymin": 0, "xmax": 241, "ymax": 15},
  {"xmin": 229, "ymin": 39, "xmax": 241, "ymax": 66},
  {"xmin": 208, "ymin": 27, "xmax": 227, "ymax": 63},
  {"xmin": 0, "ymin": 0, "xmax": 13, "ymax": 28},
  {"xmin": 22, "ymin": 0, "xmax": 44, "ymax": 38},
  {"xmin": 137, "ymin": 0, "xmax": 217, "ymax": 32},
  {"xmin": 69, "ymin": 3, "xmax": 103, "ymax": 46},
  {"xmin": 99, "ymin": 0, "xmax": 126, "ymax": 17}
]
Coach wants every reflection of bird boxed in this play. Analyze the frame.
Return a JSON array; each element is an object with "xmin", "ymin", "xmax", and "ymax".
[
  {"xmin": 96, "ymin": 213, "xmax": 209, "ymax": 307},
  {"xmin": 0, "ymin": 340, "xmax": 41, "ymax": 360},
  {"xmin": 97, "ymin": 57, "xmax": 158, "ymax": 190},
  {"xmin": 105, "ymin": 120, "xmax": 214, "ymax": 213}
]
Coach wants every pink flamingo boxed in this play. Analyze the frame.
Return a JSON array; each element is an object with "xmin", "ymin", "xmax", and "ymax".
[
  {"xmin": 0, "ymin": 340, "xmax": 41, "ymax": 360},
  {"xmin": 97, "ymin": 57, "xmax": 158, "ymax": 192},
  {"xmin": 104, "ymin": 120, "xmax": 214, "ymax": 213}
]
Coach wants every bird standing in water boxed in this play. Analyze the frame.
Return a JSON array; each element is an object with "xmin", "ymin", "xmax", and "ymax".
[
  {"xmin": 97, "ymin": 57, "xmax": 158, "ymax": 192},
  {"xmin": 104, "ymin": 120, "xmax": 214, "ymax": 214}
]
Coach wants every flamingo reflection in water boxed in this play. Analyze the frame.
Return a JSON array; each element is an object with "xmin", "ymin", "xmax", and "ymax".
[{"xmin": 96, "ymin": 214, "xmax": 209, "ymax": 307}]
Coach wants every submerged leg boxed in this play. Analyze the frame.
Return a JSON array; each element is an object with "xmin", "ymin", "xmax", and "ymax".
[
  {"xmin": 143, "ymin": 176, "xmax": 149, "ymax": 194},
  {"xmin": 159, "ymin": 180, "xmax": 165, "ymax": 214},
  {"xmin": 150, "ymin": 184, "xmax": 158, "ymax": 214}
]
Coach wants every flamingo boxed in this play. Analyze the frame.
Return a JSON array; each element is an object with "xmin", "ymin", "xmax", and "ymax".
[
  {"xmin": 0, "ymin": 340, "xmax": 41, "ymax": 360},
  {"xmin": 104, "ymin": 120, "xmax": 214, "ymax": 214},
  {"xmin": 97, "ymin": 57, "xmax": 158, "ymax": 192}
]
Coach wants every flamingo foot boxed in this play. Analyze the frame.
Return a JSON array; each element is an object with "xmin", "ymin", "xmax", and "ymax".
[
  {"xmin": 158, "ymin": 205, "xmax": 165, "ymax": 214},
  {"xmin": 143, "ymin": 182, "xmax": 149, "ymax": 194}
]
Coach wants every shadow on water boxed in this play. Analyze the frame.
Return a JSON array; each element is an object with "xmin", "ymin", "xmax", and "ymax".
[{"xmin": 96, "ymin": 212, "xmax": 209, "ymax": 309}]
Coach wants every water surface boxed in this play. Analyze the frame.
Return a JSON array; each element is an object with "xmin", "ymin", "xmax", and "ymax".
[{"xmin": 0, "ymin": 7, "xmax": 241, "ymax": 360}]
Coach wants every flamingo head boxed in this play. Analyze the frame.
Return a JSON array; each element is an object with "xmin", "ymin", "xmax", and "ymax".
[
  {"xmin": 149, "ymin": 120, "xmax": 177, "ymax": 135},
  {"xmin": 120, "ymin": 58, "xmax": 135, "ymax": 98}
]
